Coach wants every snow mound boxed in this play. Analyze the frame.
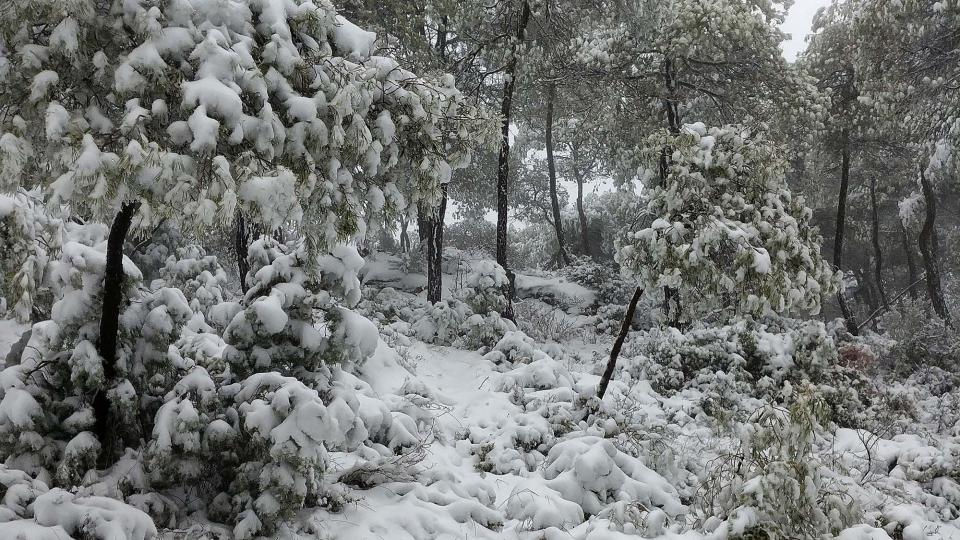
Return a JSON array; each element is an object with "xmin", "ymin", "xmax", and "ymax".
[{"xmin": 543, "ymin": 437, "xmax": 685, "ymax": 517}]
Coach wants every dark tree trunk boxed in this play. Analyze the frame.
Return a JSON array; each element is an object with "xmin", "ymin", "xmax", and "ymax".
[
  {"xmin": 235, "ymin": 211, "xmax": 253, "ymax": 295},
  {"xmin": 598, "ymin": 287, "xmax": 643, "ymax": 399},
  {"xmin": 418, "ymin": 185, "xmax": 447, "ymax": 303},
  {"xmin": 900, "ymin": 222, "xmax": 920, "ymax": 299},
  {"xmin": 869, "ymin": 177, "xmax": 888, "ymax": 309},
  {"xmin": 399, "ymin": 218, "xmax": 410, "ymax": 253},
  {"xmin": 495, "ymin": 0, "xmax": 531, "ymax": 320},
  {"xmin": 545, "ymin": 82, "xmax": 569, "ymax": 267},
  {"xmin": 918, "ymin": 169, "xmax": 951, "ymax": 323},
  {"xmin": 93, "ymin": 201, "xmax": 140, "ymax": 467},
  {"xmin": 857, "ymin": 266, "xmax": 880, "ymax": 315},
  {"xmin": 420, "ymin": 186, "xmax": 447, "ymax": 303},
  {"xmin": 574, "ymin": 165, "xmax": 589, "ymax": 257},
  {"xmin": 834, "ymin": 129, "xmax": 859, "ymax": 335}
]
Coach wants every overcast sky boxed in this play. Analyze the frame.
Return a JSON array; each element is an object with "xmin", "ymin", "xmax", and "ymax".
[{"xmin": 781, "ymin": 0, "xmax": 832, "ymax": 60}]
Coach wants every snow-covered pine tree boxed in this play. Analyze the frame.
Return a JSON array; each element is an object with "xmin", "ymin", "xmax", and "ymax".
[
  {"xmin": 617, "ymin": 123, "xmax": 836, "ymax": 325},
  {"xmin": 0, "ymin": 0, "xmax": 491, "ymax": 467}
]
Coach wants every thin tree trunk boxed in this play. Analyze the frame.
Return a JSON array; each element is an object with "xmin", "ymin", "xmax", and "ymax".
[
  {"xmin": 918, "ymin": 168, "xmax": 951, "ymax": 323},
  {"xmin": 93, "ymin": 201, "xmax": 140, "ymax": 467},
  {"xmin": 574, "ymin": 167, "xmax": 589, "ymax": 257},
  {"xmin": 399, "ymin": 218, "xmax": 409, "ymax": 253},
  {"xmin": 598, "ymin": 287, "xmax": 643, "ymax": 400},
  {"xmin": 834, "ymin": 129, "xmax": 859, "ymax": 335},
  {"xmin": 495, "ymin": 0, "xmax": 531, "ymax": 320},
  {"xmin": 857, "ymin": 266, "xmax": 880, "ymax": 315},
  {"xmin": 418, "ymin": 186, "xmax": 447, "ymax": 303},
  {"xmin": 428, "ymin": 186, "xmax": 447, "ymax": 303},
  {"xmin": 900, "ymin": 221, "xmax": 919, "ymax": 299},
  {"xmin": 235, "ymin": 211, "xmax": 252, "ymax": 295},
  {"xmin": 545, "ymin": 82, "xmax": 569, "ymax": 267},
  {"xmin": 869, "ymin": 177, "xmax": 888, "ymax": 309}
]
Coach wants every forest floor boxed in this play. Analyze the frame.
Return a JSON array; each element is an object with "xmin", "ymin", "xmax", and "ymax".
[{"xmin": 2, "ymin": 255, "xmax": 960, "ymax": 539}]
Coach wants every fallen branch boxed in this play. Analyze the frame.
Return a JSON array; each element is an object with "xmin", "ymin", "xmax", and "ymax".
[{"xmin": 598, "ymin": 287, "xmax": 643, "ymax": 399}]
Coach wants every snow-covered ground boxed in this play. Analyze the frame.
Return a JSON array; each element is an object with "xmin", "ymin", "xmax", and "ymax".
[{"xmin": 2, "ymin": 255, "xmax": 960, "ymax": 540}]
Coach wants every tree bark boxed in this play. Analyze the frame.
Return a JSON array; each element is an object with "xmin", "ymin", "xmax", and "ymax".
[
  {"xmin": 918, "ymin": 168, "xmax": 951, "ymax": 323},
  {"xmin": 418, "ymin": 185, "xmax": 447, "ymax": 303},
  {"xmin": 545, "ymin": 82, "xmax": 569, "ymax": 267},
  {"xmin": 598, "ymin": 287, "xmax": 643, "ymax": 400},
  {"xmin": 869, "ymin": 177, "xmax": 888, "ymax": 309},
  {"xmin": 235, "ymin": 211, "xmax": 253, "ymax": 295},
  {"xmin": 900, "ymin": 221, "xmax": 919, "ymax": 299},
  {"xmin": 399, "ymin": 218, "xmax": 410, "ymax": 253},
  {"xmin": 495, "ymin": 0, "xmax": 531, "ymax": 320},
  {"xmin": 93, "ymin": 201, "xmax": 140, "ymax": 467},
  {"xmin": 573, "ymin": 158, "xmax": 589, "ymax": 257},
  {"xmin": 834, "ymin": 129, "xmax": 859, "ymax": 335}
]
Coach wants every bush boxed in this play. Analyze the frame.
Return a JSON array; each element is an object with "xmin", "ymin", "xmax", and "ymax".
[
  {"xmin": 879, "ymin": 298, "xmax": 960, "ymax": 374},
  {"xmin": 699, "ymin": 386, "xmax": 861, "ymax": 539},
  {"xmin": 618, "ymin": 316, "xmax": 870, "ymax": 426},
  {"xmin": 455, "ymin": 260, "xmax": 509, "ymax": 315}
]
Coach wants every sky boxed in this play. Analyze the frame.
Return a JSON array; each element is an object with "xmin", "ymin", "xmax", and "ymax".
[{"xmin": 781, "ymin": 0, "xmax": 833, "ymax": 60}]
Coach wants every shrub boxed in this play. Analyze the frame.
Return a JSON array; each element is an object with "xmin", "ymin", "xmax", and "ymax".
[{"xmin": 699, "ymin": 386, "xmax": 861, "ymax": 539}]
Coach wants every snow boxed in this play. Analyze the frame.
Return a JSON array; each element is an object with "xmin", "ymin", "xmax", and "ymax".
[
  {"xmin": 514, "ymin": 273, "xmax": 597, "ymax": 308},
  {"xmin": 0, "ymin": 319, "xmax": 28, "ymax": 361},
  {"xmin": 331, "ymin": 16, "xmax": 377, "ymax": 61}
]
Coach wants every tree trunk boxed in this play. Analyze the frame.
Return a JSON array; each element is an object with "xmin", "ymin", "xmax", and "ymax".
[
  {"xmin": 834, "ymin": 129, "xmax": 859, "ymax": 335},
  {"xmin": 545, "ymin": 82, "xmax": 569, "ymax": 267},
  {"xmin": 399, "ymin": 218, "xmax": 410, "ymax": 253},
  {"xmin": 418, "ymin": 186, "xmax": 447, "ymax": 304},
  {"xmin": 235, "ymin": 211, "xmax": 253, "ymax": 295},
  {"xmin": 869, "ymin": 177, "xmax": 888, "ymax": 309},
  {"xmin": 495, "ymin": 0, "xmax": 531, "ymax": 320},
  {"xmin": 900, "ymin": 222, "xmax": 920, "ymax": 299},
  {"xmin": 93, "ymin": 201, "xmax": 140, "ymax": 467},
  {"xmin": 575, "ymin": 168, "xmax": 589, "ymax": 257},
  {"xmin": 918, "ymin": 168, "xmax": 951, "ymax": 323},
  {"xmin": 598, "ymin": 287, "xmax": 643, "ymax": 399}
]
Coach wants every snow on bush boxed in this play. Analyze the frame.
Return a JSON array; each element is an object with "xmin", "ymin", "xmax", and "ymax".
[
  {"xmin": 455, "ymin": 260, "xmax": 510, "ymax": 315},
  {"xmin": 699, "ymin": 387, "xmax": 861, "ymax": 539},
  {"xmin": 0, "ymin": 192, "xmax": 59, "ymax": 322},
  {"xmin": 616, "ymin": 316, "xmax": 869, "ymax": 426},
  {"xmin": 543, "ymin": 436, "xmax": 685, "ymax": 517}
]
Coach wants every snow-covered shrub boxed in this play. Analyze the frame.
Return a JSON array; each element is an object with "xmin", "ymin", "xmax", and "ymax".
[
  {"xmin": 559, "ymin": 256, "xmax": 634, "ymax": 308},
  {"xmin": 504, "ymin": 478, "xmax": 585, "ymax": 531},
  {"xmin": 459, "ymin": 312, "xmax": 517, "ymax": 351},
  {"xmin": 209, "ymin": 372, "xmax": 369, "ymax": 537},
  {"xmin": 154, "ymin": 246, "xmax": 230, "ymax": 316},
  {"xmin": 513, "ymin": 300, "xmax": 586, "ymax": 343},
  {"xmin": 619, "ymin": 316, "xmax": 869, "ymax": 425},
  {"xmin": 0, "ymin": 193, "xmax": 59, "ymax": 322},
  {"xmin": 358, "ymin": 287, "xmax": 424, "ymax": 326},
  {"xmin": 0, "ymin": 473, "xmax": 158, "ymax": 540},
  {"xmin": 700, "ymin": 387, "xmax": 861, "ymax": 539},
  {"xmin": 129, "ymin": 223, "xmax": 186, "ymax": 284},
  {"xmin": 411, "ymin": 299, "xmax": 471, "ymax": 345},
  {"xmin": 223, "ymin": 238, "xmax": 374, "ymax": 378},
  {"xmin": 484, "ymin": 331, "xmax": 547, "ymax": 365},
  {"xmin": 456, "ymin": 260, "xmax": 510, "ymax": 315},
  {"xmin": 879, "ymin": 298, "xmax": 960, "ymax": 374},
  {"xmin": 543, "ymin": 436, "xmax": 685, "ymax": 517}
]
